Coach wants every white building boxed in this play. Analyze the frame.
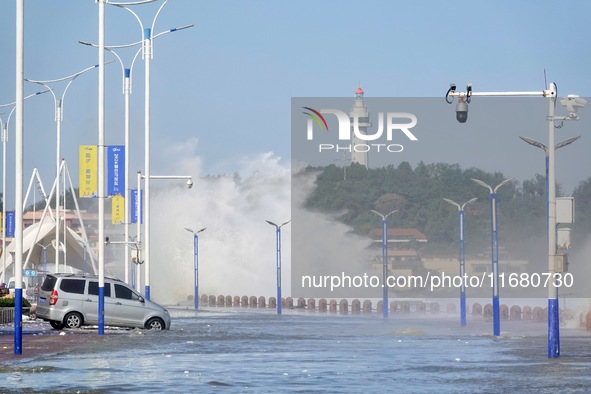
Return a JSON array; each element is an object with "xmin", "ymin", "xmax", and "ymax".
[{"xmin": 349, "ymin": 86, "xmax": 370, "ymax": 167}]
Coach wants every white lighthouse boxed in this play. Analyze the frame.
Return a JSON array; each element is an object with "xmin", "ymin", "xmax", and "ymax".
[{"xmin": 350, "ymin": 86, "xmax": 370, "ymax": 167}]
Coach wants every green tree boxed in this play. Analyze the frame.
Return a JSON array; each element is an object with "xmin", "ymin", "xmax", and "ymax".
[{"xmin": 299, "ymin": 161, "xmax": 575, "ymax": 260}]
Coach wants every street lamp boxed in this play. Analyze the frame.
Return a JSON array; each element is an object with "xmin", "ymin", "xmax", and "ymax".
[
  {"xmin": 447, "ymin": 83, "xmax": 585, "ymax": 358},
  {"xmin": 26, "ymin": 65, "xmax": 100, "ymax": 274},
  {"xmin": 442, "ymin": 198, "xmax": 477, "ymax": 327},
  {"xmin": 79, "ymin": 23, "xmax": 192, "ymax": 286},
  {"xmin": 109, "ymin": 0, "xmax": 189, "ymax": 306},
  {"xmin": 136, "ymin": 171, "xmax": 193, "ymax": 298},
  {"xmin": 97, "ymin": 0, "xmax": 107, "ymax": 337},
  {"xmin": 185, "ymin": 227, "xmax": 206, "ymax": 309},
  {"xmin": 266, "ymin": 219, "xmax": 291, "ymax": 315},
  {"xmin": 14, "ymin": 0, "xmax": 25, "ymax": 354},
  {"xmin": 0, "ymin": 90, "xmax": 48, "ymax": 284},
  {"xmin": 472, "ymin": 178, "xmax": 511, "ymax": 337},
  {"xmin": 370, "ymin": 209, "xmax": 397, "ymax": 318}
]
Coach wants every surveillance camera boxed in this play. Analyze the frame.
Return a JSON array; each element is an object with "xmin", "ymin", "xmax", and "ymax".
[
  {"xmin": 560, "ymin": 95, "xmax": 587, "ymax": 117},
  {"xmin": 186, "ymin": 179, "xmax": 193, "ymax": 189},
  {"xmin": 456, "ymin": 98, "xmax": 468, "ymax": 123}
]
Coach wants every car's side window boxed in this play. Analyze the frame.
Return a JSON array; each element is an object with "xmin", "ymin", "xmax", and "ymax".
[
  {"xmin": 60, "ymin": 279, "xmax": 85, "ymax": 294},
  {"xmin": 114, "ymin": 284, "xmax": 140, "ymax": 301},
  {"xmin": 88, "ymin": 281, "xmax": 112, "ymax": 297}
]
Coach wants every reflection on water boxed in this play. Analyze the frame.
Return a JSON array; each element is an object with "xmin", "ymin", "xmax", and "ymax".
[{"xmin": 1, "ymin": 309, "xmax": 591, "ymax": 392}]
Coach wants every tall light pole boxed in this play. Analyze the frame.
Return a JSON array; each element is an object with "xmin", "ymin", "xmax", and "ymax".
[
  {"xmin": 543, "ymin": 90, "xmax": 586, "ymax": 358},
  {"xmin": 443, "ymin": 198, "xmax": 477, "ymax": 327},
  {"xmin": 109, "ymin": 0, "xmax": 186, "ymax": 302},
  {"xmin": 0, "ymin": 90, "xmax": 48, "ymax": 284},
  {"xmin": 472, "ymin": 178, "xmax": 512, "ymax": 337},
  {"xmin": 446, "ymin": 83, "xmax": 584, "ymax": 357},
  {"xmin": 26, "ymin": 64, "xmax": 100, "ymax": 274},
  {"xmin": 136, "ymin": 171, "xmax": 193, "ymax": 298},
  {"xmin": 519, "ymin": 134, "xmax": 580, "ymax": 356},
  {"xmin": 14, "ymin": 0, "xmax": 24, "ymax": 354},
  {"xmin": 370, "ymin": 209, "xmax": 397, "ymax": 318},
  {"xmin": 266, "ymin": 220, "xmax": 291, "ymax": 315},
  {"xmin": 546, "ymin": 88, "xmax": 558, "ymax": 357},
  {"xmin": 80, "ymin": 42, "xmax": 140, "ymax": 287},
  {"xmin": 97, "ymin": 0, "xmax": 106, "ymax": 336},
  {"xmin": 79, "ymin": 23, "xmax": 192, "ymax": 286},
  {"xmin": 185, "ymin": 227, "xmax": 206, "ymax": 309}
]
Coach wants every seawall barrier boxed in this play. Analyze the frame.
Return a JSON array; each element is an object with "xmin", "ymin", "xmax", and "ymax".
[{"xmin": 197, "ymin": 294, "xmax": 591, "ymax": 330}]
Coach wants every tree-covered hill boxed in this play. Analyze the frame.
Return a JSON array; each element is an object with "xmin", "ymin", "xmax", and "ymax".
[{"xmin": 297, "ymin": 162, "xmax": 589, "ymax": 261}]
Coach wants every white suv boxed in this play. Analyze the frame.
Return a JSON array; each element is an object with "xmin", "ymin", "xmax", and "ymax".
[{"xmin": 36, "ymin": 273, "xmax": 171, "ymax": 330}]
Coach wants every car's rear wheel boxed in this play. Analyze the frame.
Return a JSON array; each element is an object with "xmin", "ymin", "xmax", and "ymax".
[
  {"xmin": 64, "ymin": 312, "xmax": 83, "ymax": 329},
  {"xmin": 145, "ymin": 317, "xmax": 165, "ymax": 330},
  {"xmin": 49, "ymin": 320, "xmax": 64, "ymax": 330}
]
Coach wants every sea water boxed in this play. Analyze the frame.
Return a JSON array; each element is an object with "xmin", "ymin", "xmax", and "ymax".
[{"xmin": 1, "ymin": 308, "xmax": 591, "ymax": 393}]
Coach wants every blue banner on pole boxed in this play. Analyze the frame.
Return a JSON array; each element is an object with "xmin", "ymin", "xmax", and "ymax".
[
  {"xmin": 6, "ymin": 211, "xmax": 15, "ymax": 237},
  {"xmin": 107, "ymin": 146, "xmax": 125, "ymax": 196},
  {"xmin": 131, "ymin": 189, "xmax": 143, "ymax": 224}
]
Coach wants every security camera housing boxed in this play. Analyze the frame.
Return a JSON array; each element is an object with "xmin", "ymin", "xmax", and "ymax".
[
  {"xmin": 560, "ymin": 95, "xmax": 587, "ymax": 118},
  {"xmin": 456, "ymin": 100, "xmax": 468, "ymax": 123},
  {"xmin": 186, "ymin": 179, "xmax": 193, "ymax": 189}
]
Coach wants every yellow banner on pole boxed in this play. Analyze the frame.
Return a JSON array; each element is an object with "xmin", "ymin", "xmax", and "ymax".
[
  {"xmin": 111, "ymin": 194, "xmax": 125, "ymax": 224},
  {"xmin": 79, "ymin": 145, "xmax": 97, "ymax": 198}
]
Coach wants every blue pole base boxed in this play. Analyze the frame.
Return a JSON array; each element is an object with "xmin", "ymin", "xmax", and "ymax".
[
  {"xmin": 145, "ymin": 285, "xmax": 151, "ymax": 301},
  {"xmin": 277, "ymin": 287, "xmax": 281, "ymax": 315},
  {"xmin": 194, "ymin": 286, "xmax": 199, "ymax": 309},
  {"xmin": 460, "ymin": 293, "xmax": 466, "ymax": 327},
  {"xmin": 98, "ymin": 286, "xmax": 105, "ymax": 335},
  {"xmin": 14, "ymin": 288, "xmax": 23, "ymax": 354},
  {"xmin": 383, "ymin": 294, "xmax": 388, "ymax": 318},
  {"xmin": 493, "ymin": 296, "xmax": 500, "ymax": 336},
  {"xmin": 548, "ymin": 298, "xmax": 560, "ymax": 358}
]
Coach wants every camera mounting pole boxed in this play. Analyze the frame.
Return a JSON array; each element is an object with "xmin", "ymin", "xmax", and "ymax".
[{"xmin": 444, "ymin": 82, "xmax": 585, "ymax": 359}]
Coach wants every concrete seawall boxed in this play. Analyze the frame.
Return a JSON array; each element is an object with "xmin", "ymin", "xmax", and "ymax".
[{"xmin": 198, "ymin": 294, "xmax": 591, "ymax": 330}]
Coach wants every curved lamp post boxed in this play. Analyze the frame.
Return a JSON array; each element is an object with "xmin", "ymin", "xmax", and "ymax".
[
  {"xmin": 14, "ymin": 0, "xmax": 24, "ymax": 354},
  {"xmin": 79, "ymin": 23, "xmax": 192, "ymax": 286},
  {"xmin": 370, "ymin": 209, "xmax": 397, "ymax": 318},
  {"xmin": 266, "ymin": 219, "xmax": 291, "ymax": 315},
  {"xmin": 0, "ymin": 90, "xmax": 48, "ymax": 284},
  {"xmin": 185, "ymin": 227, "xmax": 206, "ymax": 309},
  {"xmin": 109, "ymin": 0, "xmax": 188, "ymax": 302},
  {"xmin": 26, "ymin": 65, "xmax": 100, "ymax": 274},
  {"xmin": 447, "ymin": 83, "xmax": 585, "ymax": 358},
  {"xmin": 442, "ymin": 197, "xmax": 477, "ymax": 326},
  {"xmin": 472, "ymin": 178, "xmax": 511, "ymax": 336}
]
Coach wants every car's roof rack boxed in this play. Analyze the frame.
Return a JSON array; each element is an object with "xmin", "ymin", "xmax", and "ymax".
[{"xmin": 48, "ymin": 272, "xmax": 123, "ymax": 282}]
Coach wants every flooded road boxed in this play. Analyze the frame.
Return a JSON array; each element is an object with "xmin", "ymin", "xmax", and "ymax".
[{"xmin": 2, "ymin": 308, "xmax": 591, "ymax": 393}]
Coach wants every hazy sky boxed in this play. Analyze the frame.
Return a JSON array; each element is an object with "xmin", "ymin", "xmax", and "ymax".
[{"xmin": 1, "ymin": 0, "xmax": 590, "ymax": 210}]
